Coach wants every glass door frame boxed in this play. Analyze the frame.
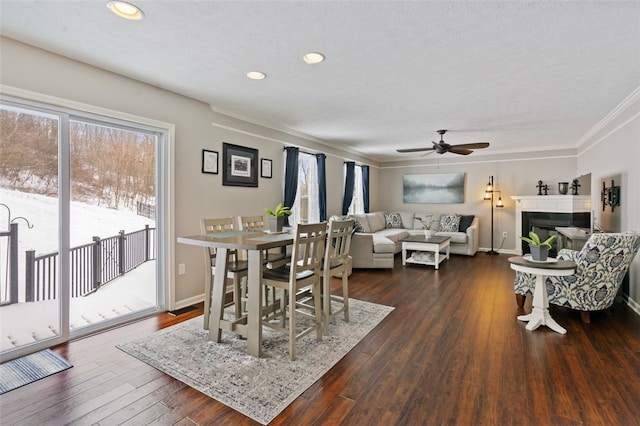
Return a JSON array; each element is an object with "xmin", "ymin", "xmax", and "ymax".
[{"xmin": 0, "ymin": 90, "xmax": 174, "ymax": 362}]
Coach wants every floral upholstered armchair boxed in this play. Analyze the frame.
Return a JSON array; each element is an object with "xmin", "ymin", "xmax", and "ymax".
[{"xmin": 514, "ymin": 232, "xmax": 640, "ymax": 323}]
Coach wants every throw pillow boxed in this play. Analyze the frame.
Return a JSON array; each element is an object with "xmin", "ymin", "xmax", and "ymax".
[
  {"xmin": 459, "ymin": 215, "xmax": 475, "ymax": 232},
  {"xmin": 351, "ymin": 218, "xmax": 365, "ymax": 233},
  {"xmin": 384, "ymin": 211, "xmax": 403, "ymax": 228},
  {"xmin": 439, "ymin": 214, "xmax": 461, "ymax": 232}
]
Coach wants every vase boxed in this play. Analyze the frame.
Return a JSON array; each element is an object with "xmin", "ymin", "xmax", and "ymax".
[
  {"xmin": 268, "ymin": 216, "xmax": 286, "ymax": 232},
  {"xmin": 558, "ymin": 182, "xmax": 569, "ymax": 195},
  {"xmin": 424, "ymin": 229, "xmax": 435, "ymax": 238},
  {"xmin": 529, "ymin": 244, "xmax": 549, "ymax": 261}
]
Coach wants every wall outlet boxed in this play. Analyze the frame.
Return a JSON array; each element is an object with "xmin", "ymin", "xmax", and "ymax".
[
  {"xmin": 178, "ymin": 263, "xmax": 186, "ymax": 275},
  {"xmin": 502, "ymin": 231, "xmax": 508, "ymax": 238}
]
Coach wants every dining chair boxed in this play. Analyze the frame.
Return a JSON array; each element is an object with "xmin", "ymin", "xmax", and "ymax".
[
  {"xmin": 200, "ymin": 217, "xmax": 248, "ymax": 330},
  {"xmin": 261, "ymin": 222, "xmax": 327, "ymax": 360},
  {"xmin": 239, "ymin": 215, "xmax": 290, "ymax": 311},
  {"xmin": 321, "ymin": 218, "xmax": 355, "ymax": 335},
  {"xmin": 239, "ymin": 214, "xmax": 289, "ymax": 268}
]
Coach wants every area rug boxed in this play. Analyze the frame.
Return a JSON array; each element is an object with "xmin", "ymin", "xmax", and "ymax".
[
  {"xmin": 117, "ymin": 298, "xmax": 394, "ymax": 424},
  {"xmin": 0, "ymin": 349, "xmax": 72, "ymax": 394}
]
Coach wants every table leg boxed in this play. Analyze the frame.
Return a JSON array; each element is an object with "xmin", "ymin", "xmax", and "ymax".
[
  {"xmin": 208, "ymin": 247, "xmax": 228, "ymax": 342},
  {"xmin": 402, "ymin": 247, "xmax": 407, "ymax": 266},
  {"xmin": 434, "ymin": 248, "xmax": 440, "ymax": 270},
  {"xmin": 517, "ymin": 274, "xmax": 566, "ymax": 334},
  {"xmin": 247, "ymin": 250, "xmax": 264, "ymax": 357}
]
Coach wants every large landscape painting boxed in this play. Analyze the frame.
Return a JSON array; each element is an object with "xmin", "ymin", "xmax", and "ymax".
[{"xmin": 403, "ymin": 173, "xmax": 465, "ymax": 203}]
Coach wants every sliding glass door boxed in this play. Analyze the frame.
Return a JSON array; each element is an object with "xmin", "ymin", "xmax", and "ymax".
[
  {"xmin": 0, "ymin": 103, "xmax": 63, "ymax": 358},
  {"xmin": 0, "ymin": 97, "xmax": 165, "ymax": 361}
]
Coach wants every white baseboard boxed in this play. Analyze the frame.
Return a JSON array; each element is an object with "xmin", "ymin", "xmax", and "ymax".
[
  {"xmin": 478, "ymin": 247, "xmax": 520, "ymax": 255},
  {"xmin": 173, "ymin": 294, "xmax": 204, "ymax": 311},
  {"xmin": 622, "ymin": 293, "xmax": 640, "ymax": 316}
]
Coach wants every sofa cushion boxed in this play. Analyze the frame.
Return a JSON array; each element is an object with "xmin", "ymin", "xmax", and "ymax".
[
  {"xmin": 399, "ymin": 211, "xmax": 415, "ymax": 229},
  {"xmin": 436, "ymin": 231, "xmax": 468, "ymax": 244},
  {"xmin": 376, "ymin": 228, "xmax": 410, "ymax": 242},
  {"xmin": 459, "ymin": 215, "xmax": 475, "ymax": 232},
  {"xmin": 372, "ymin": 235, "xmax": 396, "ymax": 253},
  {"xmin": 366, "ymin": 212, "xmax": 387, "ymax": 232},
  {"xmin": 439, "ymin": 214, "xmax": 461, "ymax": 232},
  {"xmin": 413, "ymin": 213, "xmax": 440, "ymax": 231},
  {"xmin": 384, "ymin": 211, "xmax": 404, "ymax": 228},
  {"xmin": 350, "ymin": 213, "xmax": 371, "ymax": 233}
]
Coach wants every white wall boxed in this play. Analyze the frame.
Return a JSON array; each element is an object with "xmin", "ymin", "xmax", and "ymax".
[
  {"xmin": 577, "ymin": 88, "xmax": 640, "ymax": 311},
  {"xmin": 0, "ymin": 37, "xmax": 376, "ymax": 309}
]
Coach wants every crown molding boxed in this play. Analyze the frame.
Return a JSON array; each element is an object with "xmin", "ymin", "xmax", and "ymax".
[{"xmin": 576, "ymin": 86, "xmax": 640, "ymax": 153}]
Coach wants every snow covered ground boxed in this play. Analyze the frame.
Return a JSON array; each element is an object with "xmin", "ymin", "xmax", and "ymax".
[{"xmin": 0, "ymin": 188, "xmax": 158, "ymax": 353}]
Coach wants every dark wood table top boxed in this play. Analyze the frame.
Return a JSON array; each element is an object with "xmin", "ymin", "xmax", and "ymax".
[
  {"xmin": 403, "ymin": 235, "xmax": 450, "ymax": 244},
  {"xmin": 508, "ymin": 255, "xmax": 576, "ymax": 271}
]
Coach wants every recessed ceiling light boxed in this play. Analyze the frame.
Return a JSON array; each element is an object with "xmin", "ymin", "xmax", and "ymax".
[
  {"xmin": 246, "ymin": 71, "xmax": 266, "ymax": 80},
  {"xmin": 107, "ymin": 1, "xmax": 144, "ymax": 20},
  {"xmin": 303, "ymin": 52, "xmax": 325, "ymax": 64}
]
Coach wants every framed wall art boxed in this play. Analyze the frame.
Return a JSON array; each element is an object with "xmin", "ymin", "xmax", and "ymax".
[
  {"xmin": 202, "ymin": 149, "xmax": 218, "ymax": 174},
  {"xmin": 403, "ymin": 173, "xmax": 465, "ymax": 203},
  {"xmin": 261, "ymin": 158, "xmax": 272, "ymax": 178},
  {"xmin": 222, "ymin": 142, "xmax": 259, "ymax": 187}
]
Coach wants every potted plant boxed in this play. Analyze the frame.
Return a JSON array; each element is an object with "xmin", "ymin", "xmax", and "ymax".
[
  {"xmin": 264, "ymin": 203, "xmax": 292, "ymax": 232},
  {"xmin": 520, "ymin": 231, "xmax": 556, "ymax": 261},
  {"xmin": 416, "ymin": 215, "xmax": 436, "ymax": 238}
]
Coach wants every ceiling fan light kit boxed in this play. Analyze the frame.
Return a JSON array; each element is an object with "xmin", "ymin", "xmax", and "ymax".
[{"xmin": 397, "ymin": 129, "xmax": 490, "ymax": 156}]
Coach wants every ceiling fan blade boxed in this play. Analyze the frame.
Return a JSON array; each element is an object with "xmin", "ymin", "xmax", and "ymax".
[
  {"xmin": 448, "ymin": 148, "xmax": 473, "ymax": 155},
  {"xmin": 452, "ymin": 142, "xmax": 490, "ymax": 150},
  {"xmin": 396, "ymin": 147, "xmax": 435, "ymax": 153},
  {"xmin": 420, "ymin": 150, "xmax": 437, "ymax": 157}
]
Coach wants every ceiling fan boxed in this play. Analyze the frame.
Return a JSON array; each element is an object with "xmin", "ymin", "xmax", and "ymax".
[{"xmin": 397, "ymin": 129, "xmax": 490, "ymax": 156}]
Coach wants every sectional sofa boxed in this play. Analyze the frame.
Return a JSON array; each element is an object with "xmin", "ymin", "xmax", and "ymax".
[{"xmin": 347, "ymin": 211, "xmax": 479, "ymax": 269}]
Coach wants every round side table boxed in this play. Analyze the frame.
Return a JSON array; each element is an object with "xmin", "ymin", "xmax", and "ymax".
[{"xmin": 508, "ymin": 256, "xmax": 576, "ymax": 334}]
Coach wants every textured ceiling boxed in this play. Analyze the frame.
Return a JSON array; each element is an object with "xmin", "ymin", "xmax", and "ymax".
[{"xmin": 1, "ymin": 1, "xmax": 639, "ymax": 162}]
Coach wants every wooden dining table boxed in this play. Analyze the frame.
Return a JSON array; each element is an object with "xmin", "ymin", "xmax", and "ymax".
[{"xmin": 177, "ymin": 230, "xmax": 294, "ymax": 357}]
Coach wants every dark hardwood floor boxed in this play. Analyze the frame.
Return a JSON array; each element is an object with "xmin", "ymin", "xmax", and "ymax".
[{"xmin": 2, "ymin": 253, "xmax": 640, "ymax": 425}]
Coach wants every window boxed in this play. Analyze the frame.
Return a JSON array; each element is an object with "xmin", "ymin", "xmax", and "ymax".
[
  {"xmin": 291, "ymin": 152, "xmax": 320, "ymax": 226},
  {"xmin": 348, "ymin": 165, "xmax": 365, "ymax": 215}
]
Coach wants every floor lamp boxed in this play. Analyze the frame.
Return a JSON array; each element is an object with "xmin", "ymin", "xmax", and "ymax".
[{"xmin": 483, "ymin": 176, "xmax": 503, "ymax": 255}]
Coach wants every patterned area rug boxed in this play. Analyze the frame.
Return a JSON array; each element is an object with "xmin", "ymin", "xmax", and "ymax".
[
  {"xmin": 118, "ymin": 298, "xmax": 394, "ymax": 424},
  {"xmin": 0, "ymin": 349, "xmax": 72, "ymax": 394}
]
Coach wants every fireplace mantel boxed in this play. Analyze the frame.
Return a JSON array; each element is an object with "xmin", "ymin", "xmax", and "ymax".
[
  {"xmin": 511, "ymin": 195, "xmax": 591, "ymax": 213},
  {"xmin": 511, "ymin": 195, "xmax": 591, "ymax": 254}
]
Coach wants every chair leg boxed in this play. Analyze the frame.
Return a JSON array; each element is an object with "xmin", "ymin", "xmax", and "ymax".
[
  {"xmin": 342, "ymin": 272, "xmax": 349, "ymax": 323},
  {"xmin": 313, "ymin": 281, "xmax": 323, "ymax": 342},
  {"xmin": 323, "ymin": 274, "xmax": 331, "ymax": 336},
  {"xmin": 233, "ymin": 276, "xmax": 242, "ymax": 319},
  {"xmin": 580, "ymin": 311, "xmax": 591, "ymax": 324},
  {"xmin": 515, "ymin": 294, "xmax": 526, "ymax": 307},
  {"xmin": 289, "ymin": 287, "xmax": 296, "ymax": 361}
]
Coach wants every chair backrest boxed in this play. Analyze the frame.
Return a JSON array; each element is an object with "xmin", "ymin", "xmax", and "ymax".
[
  {"xmin": 201, "ymin": 217, "xmax": 235, "ymax": 234},
  {"xmin": 200, "ymin": 217, "xmax": 237, "ymax": 262},
  {"xmin": 325, "ymin": 219, "xmax": 354, "ymax": 269},
  {"xmin": 290, "ymin": 222, "xmax": 327, "ymax": 278},
  {"xmin": 240, "ymin": 215, "xmax": 266, "ymax": 231},
  {"xmin": 577, "ymin": 232, "xmax": 640, "ymax": 288}
]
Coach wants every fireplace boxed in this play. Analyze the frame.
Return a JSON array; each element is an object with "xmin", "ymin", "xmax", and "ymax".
[
  {"xmin": 511, "ymin": 194, "xmax": 592, "ymax": 255},
  {"xmin": 521, "ymin": 211, "xmax": 590, "ymax": 256}
]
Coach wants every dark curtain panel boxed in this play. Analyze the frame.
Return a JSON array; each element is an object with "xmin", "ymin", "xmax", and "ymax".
[
  {"xmin": 316, "ymin": 154, "xmax": 327, "ymax": 221},
  {"xmin": 283, "ymin": 147, "xmax": 299, "ymax": 225},
  {"xmin": 342, "ymin": 161, "xmax": 355, "ymax": 215},
  {"xmin": 362, "ymin": 165, "xmax": 370, "ymax": 213}
]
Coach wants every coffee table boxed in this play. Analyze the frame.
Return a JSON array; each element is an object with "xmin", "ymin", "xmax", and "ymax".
[{"xmin": 402, "ymin": 235, "xmax": 451, "ymax": 269}]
